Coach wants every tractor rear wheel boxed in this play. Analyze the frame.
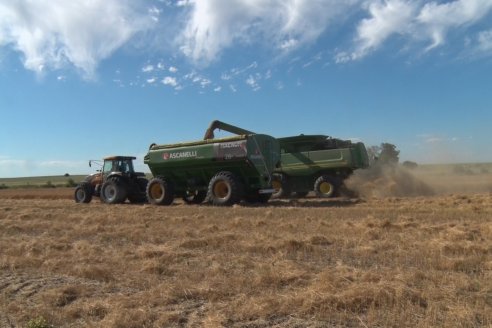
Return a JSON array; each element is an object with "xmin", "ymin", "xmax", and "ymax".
[
  {"xmin": 207, "ymin": 171, "xmax": 242, "ymax": 206},
  {"xmin": 74, "ymin": 182, "xmax": 93, "ymax": 203},
  {"xmin": 146, "ymin": 177, "xmax": 174, "ymax": 205},
  {"xmin": 314, "ymin": 175, "xmax": 340, "ymax": 198},
  {"xmin": 271, "ymin": 173, "xmax": 291, "ymax": 198},
  {"xmin": 128, "ymin": 177, "xmax": 149, "ymax": 203},
  {"xmin": 101, "ymin": 177, "xmax": 128, "ymax": 204}
]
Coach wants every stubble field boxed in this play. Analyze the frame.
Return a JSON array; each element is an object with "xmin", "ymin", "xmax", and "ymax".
[{"xmin": 0, "ymin": 166, "xmax": 491, "ymax": 327}]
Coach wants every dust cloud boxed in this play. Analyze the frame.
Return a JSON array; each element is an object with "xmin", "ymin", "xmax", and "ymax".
[{"xmin": 345, "ymin": 164, "xmax": 435, "ymax": 198}]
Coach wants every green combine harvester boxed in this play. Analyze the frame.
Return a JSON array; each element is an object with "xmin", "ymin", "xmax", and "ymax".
[
  {"xmin": 272, "ymin": 135, "xmax": 369, "ymax": 198},
  {"xmin": 144, "ymin": 121, "xmax": 280, "ymax": 206},
  {"xmin": 201, "ymin": 120, "xmax": 369, "ymax": 199}
]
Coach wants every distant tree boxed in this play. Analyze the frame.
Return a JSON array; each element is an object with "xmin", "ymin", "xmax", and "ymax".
[
  {"xmin": 367, "ymin": 143, "xmax": 400, "ymax": 166},
  {"xmin": 64, "ymin": 173, "xmax": 70, "ymax": 177},
  {"xmin": 402, "ymin": 161, "xmax": 418, "ymax": 169},
  {"xmin": 367, "ymin": 145, "xmax": 382, "ymax": 165},
  {"xmin": 0, "ymin": 183, "xmax": 8, "ymax": 190},
  {"xmin": 378, "ymin": 143, "xmax": 400, "ymax": 164}
]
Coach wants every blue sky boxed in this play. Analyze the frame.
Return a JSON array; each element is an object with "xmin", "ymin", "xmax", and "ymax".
[{"xmin": 1, "ymin": 0, "xmax": 491, "ymax": 177}]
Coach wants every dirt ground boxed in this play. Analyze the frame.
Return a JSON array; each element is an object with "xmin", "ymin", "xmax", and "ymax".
[{"xmin": 0, "ymin": 183, "xmax": 491, "ymax": 328}]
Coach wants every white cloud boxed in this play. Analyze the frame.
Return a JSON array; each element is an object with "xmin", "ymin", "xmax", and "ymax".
[
  {"xmin": 214, "ymin": 86, "xmax": 222, "ymax": 92},
  {"xmin": 178, "ymin": 0, "xmax": 359, "ymax": 64},
  {"xmin": 245, "ymin": 75, "xmax": 260, "ymax": 91},
  {"xmin": 342, "ymin": 0, "xmax": 492, "ymax": 61},
  {"xmin": 147, "ymin": 77, "xmax": 157, "ymax": 84},
  {"xmin": 169, "ymin": 66, "xmax": 178, "ymax": 73},
  {"xmin": 142, "ymin": 64, "xmax": 154, "ymax": 73},
  {"xmin": 0, "ymin": 0, "xmax": 152, "ymax": 78},
  {"xmin": 162, "ymin": 76, "xmax": 178, "ymax": 87},
  {"xmin": 477, "ymin": 29, "xmax": 492, "ymax": 53}
]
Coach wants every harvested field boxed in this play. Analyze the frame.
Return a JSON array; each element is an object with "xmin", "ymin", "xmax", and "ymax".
[{"xmin": 1, "ymin": 184, "xmax": 491, "ymax": 327}]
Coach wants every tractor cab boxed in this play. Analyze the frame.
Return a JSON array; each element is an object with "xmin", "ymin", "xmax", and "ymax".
[{"xmin": 102, "ymin": 156, "xmax": 137, "ymax": 176}]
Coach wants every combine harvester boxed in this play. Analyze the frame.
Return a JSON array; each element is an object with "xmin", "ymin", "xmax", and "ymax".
[
  {"xmin": 202, "ymin": 120, "xmax": 369, "ymax": 199},
  {"xmin": 144, "ymin": 122, "xmax": 280, "ymax": 206}
]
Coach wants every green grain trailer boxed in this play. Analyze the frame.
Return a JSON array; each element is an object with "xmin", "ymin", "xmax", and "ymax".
[
  {"xmin": 272, "ymin": 135, "xmax": 369, "ymax": 198},
  {"xmin": 144, "ymin": 134, "xmax": 280, "ymax": 206}
]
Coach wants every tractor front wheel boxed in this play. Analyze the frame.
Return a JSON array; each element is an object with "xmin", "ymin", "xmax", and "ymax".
[{"xmin": 74, "ymin": 182, "xmax": 93, "ymax": 203}]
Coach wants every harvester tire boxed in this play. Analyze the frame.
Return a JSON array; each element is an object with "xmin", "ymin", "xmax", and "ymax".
[
  {"xmin": 74, "ymin": 182, "xmax": 93, "ymax": 203},
  {"xmin": 271, "ymin": 173, "xmax": 291, "ymax": 199},
  {"xmin": 208, "ymin": 171, "xmax": 242, "ymax": 206},
  {"xmin": 183, "ymin": 190, "xmax": 207, "ymax": 204},
  {"xmin": 101, "ymin": 177, "xmax": 128, "ymax": 204},
  {"xmin": 146, "ymin": 177, "xmax": 174, "ymax": 205},
  {"xmin": 128, "ymin": 177, "xmax": 149, "ymax": 203},
  {"xmin": 314, "ymin": 175, "xmax": 340, "ymax": 198}
]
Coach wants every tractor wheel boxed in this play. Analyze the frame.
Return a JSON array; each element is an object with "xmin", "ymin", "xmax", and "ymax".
[
  {"xmin": 271, "ymin": 174, "xmax": 291, "ymax": 199},
  {"xmin": 207, "ymin": 171, "xmax": 242, "ymax": 206},
  {"xmin": 314, "ymin": 175, "xmax": 340, "ymax": 198},
  {"xmin": 100, "ymin": 177, "xmax": 128, "ymax": 204},
  {"xmin": 74, "ymin": 182, "xmax": 93, "ymax": 203},
  {"xmin": 183, "ymin": 190, "xmax": 207, "ymax": 204},
  {"xmin": 146, "ymin": 177, "xmax": 174, "ymax": 205},
  {"xmin": 128, "ymin": 177, "xmax": 149, "ymax": 203}
]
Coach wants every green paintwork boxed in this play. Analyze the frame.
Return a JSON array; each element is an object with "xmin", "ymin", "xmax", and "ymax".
[
  {"xmin": 144, "ymin": 134, "xmax": 280, "ymax": 195},
  {"xmin": 275, "ymin": 135, "xmax": 369, "ymax": 192}
]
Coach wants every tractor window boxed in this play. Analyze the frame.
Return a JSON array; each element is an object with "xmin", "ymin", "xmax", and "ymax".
[{"xmin": 103, "ymin": 161, "xmax": 113, "ymax": 173}]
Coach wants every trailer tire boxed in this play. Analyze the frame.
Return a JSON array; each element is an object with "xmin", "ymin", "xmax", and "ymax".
[
  {"xmin": 314, "ymin": 175, "xmax": 340, "ymax": 198},
  {"xmin": 101, "ymin": 177, "xmax": 128, "ymax": 204},
  {"xmin": 208, "ymin": 171, "xmax": 242, "ymax": 206},
  {"xmin": 74, "ymin": 182, "xmax": 93, "ymax": 203},
  {"xmin": 271, "ymin": 174, "xmax": 291, "ymax": 199},
  {"xmin": 183, "ymin": 190, "xmax": 207, "ymax": 204},
  {"xmin": 147, "ymin": 177, "xmax": 174, "ymax": 205}
]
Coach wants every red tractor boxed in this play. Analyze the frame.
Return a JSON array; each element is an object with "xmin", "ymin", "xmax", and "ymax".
[{"xmin": 74, "ymin": 156, "xmax": 148, "ymax": 204}]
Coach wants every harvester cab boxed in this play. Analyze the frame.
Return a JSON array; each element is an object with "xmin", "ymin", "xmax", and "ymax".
[{"xmin": 74, "ymin": 156, "xmax": 148, "ymax": 204}]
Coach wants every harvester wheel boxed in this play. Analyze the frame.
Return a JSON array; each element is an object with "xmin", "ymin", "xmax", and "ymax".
[
  {"xmin": 101, "ymin": 177, "xmax": 128, "ymax": 204},
  {"xmin": 183, "ymin": 190, "xmax": 207, "ymax": 204},
  {"xmin": 271, "ymin": 174, "xmax": 291, "ymax": 199},
  {"xmin": 146, "ymin": 177, "xmax": 174, "ymax": 205},
  {"xmin": 128, "ymin": 177, "xmax": 149, "ymax": 203},
  {"xmin": 208, "ymin": 171, "xmax": 242, "ymax": 206},
  {"xmin": 314, "ymin": 175, "xmax": 340, "ymax": 198},
  {"xmin": 74, "ymin": 182, "xmax": 93, "ymax": 203}
]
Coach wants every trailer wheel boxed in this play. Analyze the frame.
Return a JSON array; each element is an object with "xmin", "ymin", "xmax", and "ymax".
[
  {"xmin": 74, "ymin": 182, "xmax": 93, "ymax": 203},
  {"xmin": 208, "ymin": 171, "xmax": 242, "ymax": 206},
  {"xmin": 183, "ymin": 190, "xmax": 207, "ymax": 204},
  {"xmin": 146, "ymin": 177, "xmax": 174, "ymax": 205},
  {"xmin": 314, "ymin": 175, "xmax": 340, "ymax": 198},
  {"xmin": 128, "ymin": 177, "xmax": 149, "ymax": 203},
  {"xmin": 271, "ymin": 174, "xmax": 291, "ymax": 199},
  {"xmin": 101, "ymin": 177, "xmax": 128, "ymax": 204}
]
